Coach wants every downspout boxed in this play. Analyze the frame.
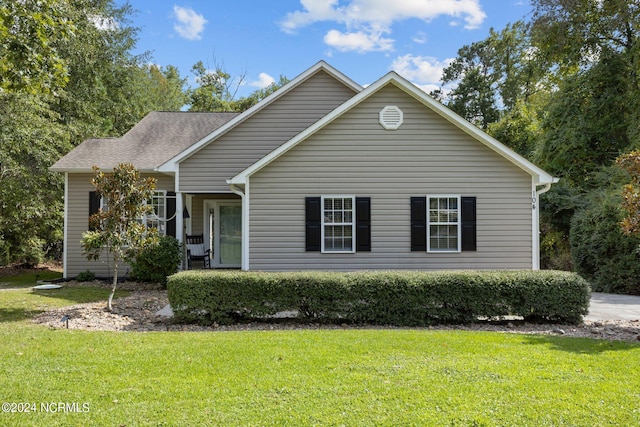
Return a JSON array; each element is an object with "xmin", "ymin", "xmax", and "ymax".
[
  {"xmin": 532, "ymin": 180, "xmax": 558, "ymax": 270},
  {"xmin": 229, "ymin": 183, "xmax": 249, "ymax": 271}
]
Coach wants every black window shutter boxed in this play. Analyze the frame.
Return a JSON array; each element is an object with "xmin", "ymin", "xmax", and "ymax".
[
  {"xmin": 305, "ymin": 197, "xmax": 321, "ymax": 251},
  {"xmin": 355, "ymin": 197, "xmax": 371, "ymax": 252},
  {"xmin": 461, "ymin": 197, "xmax": 477, "ymax": 251},
  {"xmin": 166, "ymin": 192, "xmax": 176, "ymax": 238},
  {"xmin": 410, "ymin": 197, "xmax": 427, "ymax": 251},
  {"xmin": 89, "ymin": 191, "xmax": 101, "ymax": 230}
]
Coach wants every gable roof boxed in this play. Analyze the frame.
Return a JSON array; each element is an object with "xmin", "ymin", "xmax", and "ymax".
[
  {"xmin": 50, "ymin": 111, "xmax": 239, "ymax": 173},
  {"xmin": 229, "ymin": 71, "xmax": 558, "ymax": 186},
  {"xmin": 156, "ymin": 61, "xmax": 363, "ymax": 172}
]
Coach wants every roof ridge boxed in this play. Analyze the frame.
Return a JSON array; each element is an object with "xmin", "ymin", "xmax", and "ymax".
[{"xmin": 148, "ymin": 110, "xmax": 241, "ymax": 114}]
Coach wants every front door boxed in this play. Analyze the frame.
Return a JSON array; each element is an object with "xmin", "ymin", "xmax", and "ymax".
[{"xmin": 205, "ymin": 200, "xmax": 242, "ymax": 268}]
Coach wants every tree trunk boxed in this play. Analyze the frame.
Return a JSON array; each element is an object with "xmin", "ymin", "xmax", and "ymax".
[{"xmin": 107, "ymin": 259, "xmax": 118, "ymax": 311}]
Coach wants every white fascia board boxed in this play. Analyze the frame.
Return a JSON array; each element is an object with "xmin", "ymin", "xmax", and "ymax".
[
  {"xmin": 50, "ymin": 167, "xmax": 158, "ymax": 174},
  {"xmin": 157, "ymin": 61, "xmax": 363, "ymax": 173}
]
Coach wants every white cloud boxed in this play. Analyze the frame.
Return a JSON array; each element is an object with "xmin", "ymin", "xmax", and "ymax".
[
  {"xmin": 412, "ymin": 31, "xmax": 428, "ymax": 44},
  {"xmin": 173, "ymin": 5, "xmax": 207, "ymax": 40},
  {"xmin": 280, "ymin": 0, "xmax": 342, "ymax": 34},
  {"xmin": 391, "ymin": 54, "xmax": 456, "ymax": 95},
  {"xmin": 324, "ymin": 29, "xmax": 394, "ymax": 53},
  {"xmin": 280, "ymin": 0, "xmax": 486, "ymax": 52},
  {"xmin": 249, "ymin": 72, "xmax": 276, "ymax": 89},
  {"xmin": 392, "ymin": 54, "xmax": 453, "ymax": 82}
]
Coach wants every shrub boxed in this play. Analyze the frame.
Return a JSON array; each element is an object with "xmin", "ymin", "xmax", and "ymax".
[
  {"xmin": 167, "ymin": 270, "xmax": 591, "ymax": 326},
  {"xmin": 570, "ymin": 192, "xmax": 640, "ymax": 294},
  {"xmin": 131, "ymin": 236, "xmax": 182, "ymax": 286},
  {"xmin": 75, "ymin": 270, "xmax": 96, "ymax": 282}
]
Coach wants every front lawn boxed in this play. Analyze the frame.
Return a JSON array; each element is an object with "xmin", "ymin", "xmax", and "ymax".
[{"xmin": 0, "ymin": 279, "xmax": 638, "ymax": 426}]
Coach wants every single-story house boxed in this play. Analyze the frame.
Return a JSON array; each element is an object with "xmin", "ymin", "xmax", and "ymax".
[{"xmin": 50, "ymin": 61, "xmax": 558, "ymax": 278}]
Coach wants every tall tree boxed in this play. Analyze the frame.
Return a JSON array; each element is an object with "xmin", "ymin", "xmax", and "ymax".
[
  {"xmin": 531, "ymin": 0, "xmax": 640, "ymax": 83},
  {"xmin": 0, "ymin": 93, "xmax": 70, "ymax": 265},
  {"xmin": 188, "ymin": 60, "xmax": 289, "ymax": 112},
  {"xmin": 531, "ymin": 0, "xmax": 640, "ymax": 146},
  {"xmin": 440, "ymin": 21, "xmax": 546, "ymax": 128},
  {"xmin": 0, "ymin": 0, "xmax": 74, "ymax": 94},
  {"xmin": 440, "ymin": 36, "xmax": 500, "ymax": 129},
  {"xmin": 535, "ymin": 51, "xmax": 632, "ymax": 187},
  {"xmin": 188, "ymin": 60, "xmax": 245, "ymax": 112},
  {"xmin": 487, "ymin": 99, "xmax": 543, "ymax": 158},
  {"xmin": 144, "ymin": 65, "xmax": 189, "ymax": 111},
  {"xmin": 532, "ymin": 50, "xmax": 632, "ymax": 267},
  {"xmin": 51, "ymin": 0, "xmax": 154, "ymax": 138},
  {"xmin": 0, "ymin": 0, "xmax": 189, "ymax": 266}
]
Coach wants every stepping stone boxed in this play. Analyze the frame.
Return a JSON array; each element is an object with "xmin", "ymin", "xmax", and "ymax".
[{"xmin": 155, "ymin": 304, "xmax": 174, "ymax": 317}]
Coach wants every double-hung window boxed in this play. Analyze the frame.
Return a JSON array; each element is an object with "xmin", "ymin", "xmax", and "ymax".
[
  {"xmin": 144, "ymin": 191, "xmax": 167, "ymax": 236},
  {"xmin": 90, "ymin": 190, "xmax": 176, "ymax": 237},
  {"xmin": 306, "ymin": 196, "xmax": 370, "ymax": 253},
  {"xmin": 322, "ymin": 196, "xmax": 355, "ymax": 253},
  {"xmin": 427, "ymin": 195, "xmax": 461, "ymax": 252}
]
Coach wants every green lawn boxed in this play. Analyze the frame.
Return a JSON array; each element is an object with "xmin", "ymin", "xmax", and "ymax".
[{"xmin": 0, "ymin": 279, "xmax": 639, "ymax": 426}]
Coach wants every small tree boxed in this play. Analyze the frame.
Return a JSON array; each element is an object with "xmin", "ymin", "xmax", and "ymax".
[
  {"xmin": 617, "ymin": 150, "xmax": 640, "ymax": 236},
  {"xmin": 81, "ymin": 163, "xmax": 157, "ymax": 311}
]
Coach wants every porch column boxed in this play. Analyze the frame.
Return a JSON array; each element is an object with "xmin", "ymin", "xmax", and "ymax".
[
  {"xmin": 176, "ymin": 192, "xmax": 186, "ymax": 270},
  {"xmin": 176, "ymin": 192, "xmax": 184, "ymax": 244}
]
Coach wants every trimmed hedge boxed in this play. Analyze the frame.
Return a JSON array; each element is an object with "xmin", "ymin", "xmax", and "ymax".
[{"xmin": 167, "ymin": 270, "xmax": 591, "ymax": 326}]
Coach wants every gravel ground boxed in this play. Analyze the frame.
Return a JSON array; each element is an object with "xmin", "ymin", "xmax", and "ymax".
[{"xmin": 32, "ymin": 281, "xmax": 640, "ymax": 342}]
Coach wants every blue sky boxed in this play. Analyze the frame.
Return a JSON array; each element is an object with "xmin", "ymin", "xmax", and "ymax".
[{"xmin": 126, "ymin": 0, "xmax": 533, "ymax": 97}]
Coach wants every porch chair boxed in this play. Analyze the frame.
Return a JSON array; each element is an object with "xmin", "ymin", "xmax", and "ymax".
[{"xmin": 185, "ymin": 234, "xmax": 211, "ymax": 269}]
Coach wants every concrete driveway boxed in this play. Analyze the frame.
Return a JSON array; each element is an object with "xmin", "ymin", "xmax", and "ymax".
[{"xmin": 585, "ymin": 292, "xmax": 640, "ymax": 321}]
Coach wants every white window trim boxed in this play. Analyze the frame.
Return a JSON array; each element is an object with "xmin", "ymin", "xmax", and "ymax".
[
  {"xmin": 427, "ymin": 194, "xmax": 462, "ymax": 253},
  {"xmin": 144, "ymin": 190, "xmax": 167, "ymax": 236},
  {"xmin": 321, "ymin": 195, "xmax": 356, "ymax": 254}
]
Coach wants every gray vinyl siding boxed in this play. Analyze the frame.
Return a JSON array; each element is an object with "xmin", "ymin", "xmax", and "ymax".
[
  {"xmin": 248, "ymin": 84, "xmax": 534, "ymax": 271},
  {"xmin": 179, "ymin": 70, "xmax": 357, "ymax": 192},
  {"xmin": 65, "ymin": 173, "xmax": 175, "ymax": 277}
]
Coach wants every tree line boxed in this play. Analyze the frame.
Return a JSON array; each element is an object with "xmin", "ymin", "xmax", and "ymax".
[
  {"xmin": 0, "ymin": 0, "xmax": 284, "ymax": 267},
  {"xmin": 1, "ymin": 0, "xmax": 639, "ymax": 293}
]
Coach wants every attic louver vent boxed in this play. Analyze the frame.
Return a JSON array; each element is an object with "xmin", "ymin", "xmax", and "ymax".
[{"xmin": 379, "ymin": 105, "xmax": 403, "ymax": 130}]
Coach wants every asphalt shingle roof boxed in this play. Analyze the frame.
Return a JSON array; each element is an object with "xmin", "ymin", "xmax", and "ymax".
[{"xmin": 51, "ymin": 111, "xmax": 240, "ymax": 171}]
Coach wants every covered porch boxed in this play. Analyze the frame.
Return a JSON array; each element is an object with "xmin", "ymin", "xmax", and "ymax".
[{"xmin": 176, "ymin": 193, "xmax": 243, "ymax": 270}]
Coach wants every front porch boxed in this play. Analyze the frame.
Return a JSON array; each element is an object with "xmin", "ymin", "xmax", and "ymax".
[{"xmin": 177, "ymin": 193, "xmax": 243, "ymax": 270}]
